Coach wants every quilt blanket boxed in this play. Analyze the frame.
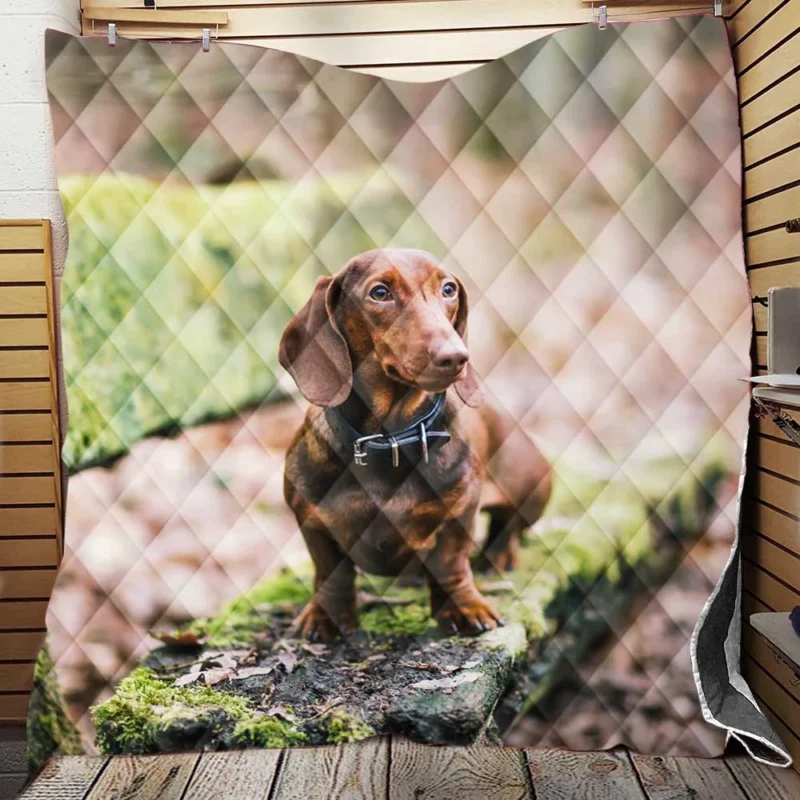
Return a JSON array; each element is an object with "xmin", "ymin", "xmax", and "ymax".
[{"xmin": 29, "ymin": 16, "xmax": 789, "ymax": 768}]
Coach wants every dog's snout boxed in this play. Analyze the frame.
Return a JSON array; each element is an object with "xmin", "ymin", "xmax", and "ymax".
[{"xmin": 432, "ymin": 342, "xmax": 468, "ymax": 373}]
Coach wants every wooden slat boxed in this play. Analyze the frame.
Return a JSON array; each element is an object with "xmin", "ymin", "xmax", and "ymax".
[
  {"xmin": 0, "ymin": 286, "xmax": 47, "ymax": 315},
  {"xmin": 0, "ymin": 382, "xmax": 52, "ymax": 411},
  {"xmin": 85, "ymin": 754, "xmax": 200, "ymax": 800},
  {"xmin": 745, "ymin": 226, "xmax": 800, "ymax": 270},
  {"xmin": 746, "ymin": 185, "xmax": 800, "ymax": 235},
  {"xmin": 0, "ymin": 663, "xmax": 34, "ymax": 692},
  {"xmin": 19, "ymin": 755, "xmax": 108, "ymax": 800},
  {"xmin": 754, "ymin": 334, "xmax": 768, "ymax": 367},
  {"xmin": 0, "ymin": 317, "xmax": 50, "ymax": 347},
  {"xmin": 183, "ymin": 750, "xmax": 281, "ymax": 800},
  {"xmin": 738, "ymin": 30, "xmax": 800, "ymax": 103},
  {"xmin": 0, "ymin": 600, "xmax": 48, "ymax": 629},
  {"xmin": 0, "ymin": 414, "xmax": 52, "ymax": 442},
  {"xmin": 742, "ymin": 559, "xmax": 800, "ymax": 611},
  {"xmin": 734, "ymin": 3, "xmax": 800, "ymax": 75},
  {"xmin": 525, "ymin": 748, "xmax": 642, "ymax": 800},
  {"xmin": 0, "ymin": 693, "xmax": 34, "ymax": 722},
  {"xmin": 743, "ymin": 655, "xmax": 800, "ymax": 736},
  {"xmin": 0, "ymin": 507, "xmax": 58, "ymax": 536},
  {"xmin": 0, "ymin": 350, "xmax": 50, "ymax": 380},
  {"xmin": 748, "ymin": 263, "xmax": 800, "ymax": 296},
  {"xmin": 631, "ymin": 754, "xmax": 748, "ymax": 800},
  {"xmin": 742, "ymin": 530, "xmax": 800, "ymax": 590},
  {"xmin": 0, "ymin": 538, "xmax": 59, "ymax": 568},
  {"xmin": 271, "ymin": 738, "xmax": 389, "ymax": 799},
  {"xmin": 745, "ymin": 497, "xmax": 800, "ymax": 556},
  {"xmin": 749, "ymin": 468, "xmax": 800, "ymax": 519},
  {"xmin": 0, "ymin": 253, "xmax": 46, "ymax": 282},
  {"xmin": 0, "ymin": 475, "xmax": 56, "ymax": 504},
  {"xmin": 726, "ymin": 751, "xmax": 800, "ymax": 799},
  {"xmin": 743, "ymin": 588, "xmax": 771, "ymax": 617},
  {"xmin": 743, "ymin": 623, "xmax": 800, "ymax": 707},
  {"xmin": 0, "ymin": 443, "xmax": 55, "ymax": 473},
  {"xmin": 391, "ymin": 739, "xmax": 531, "ymax": 799},
  {"xmin": 751, "ymin": 435, "xmax": 800, "ymax": 483},
  {"xmin": 83, "ymin": 7, "xmax": 228, "ymax": 24},
  {"xmin": 0, "ymin": 226, "xmax": 44, "ymax": 251},
  {"xmin": 0, "ymin": 631, "xmax": 46, "ymax": 660},
  {"xmin": 744, "ymin": 138, "xmax": 800, "ymax": 198},
  {"xmin": 729, "ymin": 0, "xmax": 788, "ymax": 46},
  {"xmin": 0, "ymin": 569, "xmax": 58, "ymax": 600},
  {"xmin": 754, "ymin": 403, "xmax": 800, "ymax": 440}
]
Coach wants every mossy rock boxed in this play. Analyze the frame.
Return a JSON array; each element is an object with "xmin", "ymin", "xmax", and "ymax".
[
  {"xmin": 92, "ymin": 445, "xmax": 729, "ymax": 753},
  {"xmin": 26, "ymin": 646, "xmax": 82, "ymax": 774},
  {"xmin": 59, "ymin": 172, "xmax": 440, "ymax": 473}
]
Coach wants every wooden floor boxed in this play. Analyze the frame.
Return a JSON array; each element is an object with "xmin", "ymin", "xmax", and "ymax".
[{"xmin": 19, "ymin": 738, "xmax": 800, "ymax": 800}]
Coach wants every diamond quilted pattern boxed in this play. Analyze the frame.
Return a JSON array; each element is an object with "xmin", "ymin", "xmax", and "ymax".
[{"xmin": 41, "ymin": 16, "xmax": 749, "ymax": 757}]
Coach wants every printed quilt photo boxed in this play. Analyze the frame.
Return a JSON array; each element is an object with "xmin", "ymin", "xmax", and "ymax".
[{"xmin": 29, "ymin": 15, "xmax": 789, "ymax": 768}]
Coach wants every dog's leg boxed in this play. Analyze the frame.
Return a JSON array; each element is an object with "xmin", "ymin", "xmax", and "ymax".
[
  {"xmin": 291, "ymin": 523, "xmax": 357, "ymax": 642},
  {"xmin": 425, "ymin": 511, "xmax": 504, "ymax": 635},
  {"xmin": 475, "ymin": 510, "xmax": 524, "ymax": 574}
]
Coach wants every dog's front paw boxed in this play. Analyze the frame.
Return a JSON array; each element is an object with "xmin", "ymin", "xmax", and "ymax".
[
  {"xmin": 435, "ymin": 595, "xmax": 504, "ymax": 636},
  {"xmin": 289, "ymin": 600, "xmax": 355, "ymax": 642}
]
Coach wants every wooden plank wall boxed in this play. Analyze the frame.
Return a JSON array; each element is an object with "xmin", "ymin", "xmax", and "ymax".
[
  {"xmin": 726, "ymin": 0, "xmax": 800, "ymax": 771},
  {"xmin": 0, "ymin": 221, "xmax": 62, "ymax": 725}
]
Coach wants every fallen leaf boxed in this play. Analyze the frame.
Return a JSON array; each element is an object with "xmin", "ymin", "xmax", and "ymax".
[
  {"xmin": 231, "ymin": 666, "xmax": 273, "ymax": 681},
  {"xmin": 154, "ymin": 630, "xmax": 203, "ymax": 648},
  {"xmin": 366, "ymin": 654, "xmax": 386, "ymax": 663},
  {"xmin": 174, "ymin": 671, "xmax": 203, "ymax": 687},
  {"xmin": 266, "ymin": 703, "xmax": 296, "ymax": 722},
  {"xmin": 207, "ymin": 653, "xmax": 238, "ymax": 671},
  {"xmin": 203, "ymin": 667, "xmax": 235, "ymax": 686},
  {"xmin": 277, "ymin": 650, "xmax": 299, "ymax": 674}
]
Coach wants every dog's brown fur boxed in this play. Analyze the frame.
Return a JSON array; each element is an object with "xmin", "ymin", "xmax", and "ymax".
[{"xmin": 279, "ymin": 249, "xmax": 551, "ymax": 641}]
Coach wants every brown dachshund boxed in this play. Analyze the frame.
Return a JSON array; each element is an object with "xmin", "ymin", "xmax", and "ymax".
[{"xmin": 279, "ymin": 249, "xmax": 551, "ymax": 641}]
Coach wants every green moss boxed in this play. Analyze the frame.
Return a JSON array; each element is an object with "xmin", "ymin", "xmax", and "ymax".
[
  {"xmin": 184, "ymin": 569, "xmax": 313, "ymax": 647},
  {"xmin": 360, "ymin": 602, "xmax": 435, "ymax": 636},
  {"xmin": 26, "ymin": 646, "xmax": 82, "ymax": 774},
  {"xmin": 322, "ymin": 709, "xmax": 375, "ymax": 744},
  {"xmin": 92, "ymin": 667, "xmax": 254, "ymax": 754},
  {"xmin": 230, "ymin": 716, "xmax": 307, "ymax": 748}
]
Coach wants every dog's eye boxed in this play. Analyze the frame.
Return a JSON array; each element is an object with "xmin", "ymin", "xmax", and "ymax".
[
  {"xmin": 441, "ymin": 281, "xmax": 458, "ymax": 299},
  {"xmin": 369, "ymin": 285, "xmax": 392, "ymax": 302}
]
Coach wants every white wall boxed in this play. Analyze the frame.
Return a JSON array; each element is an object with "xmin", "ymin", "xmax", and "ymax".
[{"xmin": 0, "ymin": 0, "xmax": 81, "ymax": 276}]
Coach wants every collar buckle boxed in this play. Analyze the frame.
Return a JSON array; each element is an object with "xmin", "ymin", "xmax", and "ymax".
[
  {"xmin": 419, "ymin": 422, "xmax": 429, "ymax": 464},
  {"xmin": 353, "ymin": 433, "xmax": 383, "ymax": 467}
]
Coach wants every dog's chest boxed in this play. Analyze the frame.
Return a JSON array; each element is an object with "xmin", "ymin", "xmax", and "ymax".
[{"xmin": 318, "ymin": 459, "xmax": 471, "ymax": 574}]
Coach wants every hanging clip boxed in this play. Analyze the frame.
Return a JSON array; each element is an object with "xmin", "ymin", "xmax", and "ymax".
[
  {"xmin": 714, "ymin": 0, "xmax": 723, "ymax": 17},
  {"xmin": 598, "ymin": 5, "xmax": 608, "ymax": 30},
  {"xmin": 202, "ymin": 28, "xmax": 211, "ymax": 53},
  {"xmin": 107, "ymin": 22, "xmax": 117, "ymax": 47}
]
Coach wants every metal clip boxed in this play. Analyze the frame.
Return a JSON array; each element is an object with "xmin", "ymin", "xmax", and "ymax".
[
  {"xmin": 598, "ymin": 5, "xmax": 608, "ymax": 30},
  {"xmin": 714, "ymin": 0, "xmax": 723, "ymax": 17},
  {"xmin": 107, "ymin": 22, "xmax": 117, "ymax": 47},
  {"xmin": 389, "ymin": 437, "xmax": 399, "ymax": 468},
  {"xmin": 420, "ymin": 423, "xmax": 429, "ymax": 464},
  {"xmin": 202, "ymin": 28, "xmax": 211, "ymax": 53},
  {"xmin": 353, "ymin": 434, "xmax": 382, "ymax": 467}
]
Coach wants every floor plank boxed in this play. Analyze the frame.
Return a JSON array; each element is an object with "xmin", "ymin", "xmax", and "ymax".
[
  {"xmin": 182, "ymin": 750, "xmax": 281, "ymax": 800},
  {"xmin": 726, "ymin": 753, "xmax": 800, "ymax": 800},
  {"xmin": 525, "ymin": 748, "xmax": 644, "ymax": 800},
  {"xmin": 390, "ymin": 739, "xmax": 531, "ymax": 799},
  {"xmin": 271, "ymin": 738, "xmax": 388, "ymax": 800},
  {"xmin": 21, "ymin": 756, "xmax": 108, "ymax": 800},
  {"xmin": 83, "ymin": 753, "xmax": 199, "ymax": 800},
  {"xmin": 631, "ymin": 755, "xmax": 749, "ymax": 800}
]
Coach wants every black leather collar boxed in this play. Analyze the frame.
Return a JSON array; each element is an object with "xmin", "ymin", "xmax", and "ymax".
[{"xmin": 325, "ymin": 393, "xmax": 451, "ymax": 468}]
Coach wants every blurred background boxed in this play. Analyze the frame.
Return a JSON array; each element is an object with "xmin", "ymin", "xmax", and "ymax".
[{"xmin": 45, "ymin": 15, "xmax": 747, "ymax": 757}]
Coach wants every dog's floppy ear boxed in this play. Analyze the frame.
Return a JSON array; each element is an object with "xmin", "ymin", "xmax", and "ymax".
[
  {"xmin": 279, "ymin": 275, "xmax": 352, "ymax": 407},
  {"xmin": 453, "ymin": 277, "xmax": 484, "ymax": 408}
]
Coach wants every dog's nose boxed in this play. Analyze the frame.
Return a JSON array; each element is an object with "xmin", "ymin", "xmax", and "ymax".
[{"xmin": 432, "ymin": 343, "xmax": 468, "ymax": 373}]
